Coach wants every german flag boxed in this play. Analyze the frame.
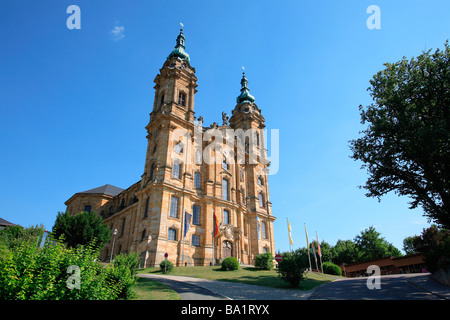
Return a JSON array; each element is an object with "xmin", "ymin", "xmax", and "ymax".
[{"xmin": 213, "ymin": 211, "xmax": 219, "ymax": 238}]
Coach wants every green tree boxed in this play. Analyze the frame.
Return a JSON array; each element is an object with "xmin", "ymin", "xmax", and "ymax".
[
  {"xmin": 411, "ymin": 225, "xmax": 450, "ymax": 272},
  {"xmin": 331, "ymin": 239, "xmax": 361, "ymax": 265},
  {"xmin": 278, "ymin": 250, "xmax": 309, "ymax": 287},
  {"xmin": 316, "ymin": 240, "xmax": 333, "ymax": 263},
  {"xmin": 354, "ymin": 226, "xmax": 402, "ymax": 262},
  {"xmin": 0, "ymin": 225, "xmax": 44, "ymax": 258},
  {"xmin": 349, "ymin": 42, "xmax": 450, "ymax": 229},
  {"xmin": 52, "ymin": 211, "xmax": 111, "ymax": 249},
  {"xmin": 403, "ymin": 236, "xmax": 418, "ymax": 255}
]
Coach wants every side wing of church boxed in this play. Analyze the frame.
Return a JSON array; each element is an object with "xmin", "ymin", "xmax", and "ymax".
[{"xmin": 65, "ymin": 28, "xmax": 276, "ymax": 267}]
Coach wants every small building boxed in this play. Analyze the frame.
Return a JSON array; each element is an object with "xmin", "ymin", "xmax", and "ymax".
[
  {"xmin": 0, "ymin": 217, "xmax": 16, "ymax": 230},
  {"xmin": 341, "ymin": 253, "xmax": 426, "ymax": 277}
]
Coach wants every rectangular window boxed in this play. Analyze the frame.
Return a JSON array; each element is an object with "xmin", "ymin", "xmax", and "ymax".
[
  {"xmin": 192, "ymin": 234, "xmax": 200, "ymax": 247},
  {"xmin": 168, "ymin": 228, "xmax": 177, "ymax": 241},
  {"xmin": 84, "ymin": 205, "xmax": 92, "ymax": 213},
  {"xmin": 259, "ymin": 193, "xmax": 265, "ymax": 208},
  {"xmin": 178, "ymin": 92, "xmax": 186, "ymax": 107},
  {"xmin": 223, "ymin": 209, "xmax": 230, "ymax": 225},
  {"xmin": 193, "ymin": 204, "xmax": 201, "ymax": 225},
  {"xmin": 144, "ymin": 198, "xmax": 149, "ymax": 218},
  {"xmin": 121, "ymin": 218, "xmax": 126, "ymax": 236},
  {"xmin": 222, "ymin": 179, "xmax": 229, "ymax": 201},
  {"xmin": 261, "ymin": 221, "xmax": 267, "ymax": 239},
  {"xmin": 173, "ymin": 161, "xmax": 181, "ymax": 179},
  {"xmin": 169, "ymin": 196, "xmax": 179, "ymax": 218},
  {"xmin": 194, "ymin": 172, "xmax": 202, "ymax": 189}
]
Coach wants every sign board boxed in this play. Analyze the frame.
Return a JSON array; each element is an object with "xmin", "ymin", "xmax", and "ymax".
[{"xmin": 275, "ymin": 254, "xmax": 282, "ymax": 263}]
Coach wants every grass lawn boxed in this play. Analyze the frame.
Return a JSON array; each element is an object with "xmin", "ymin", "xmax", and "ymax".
[
  {"xmin": 132, "ymin": 277, "xmax": 181, "ymax": 300},
  {"xmin": 137, "ymin": 266, "xmax": 341, "ymax": 291}
]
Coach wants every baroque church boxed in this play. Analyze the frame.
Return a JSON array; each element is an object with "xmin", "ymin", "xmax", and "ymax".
[{"xmin": 65, "ymin": 28, "xmax": 276, "ymax": 267}]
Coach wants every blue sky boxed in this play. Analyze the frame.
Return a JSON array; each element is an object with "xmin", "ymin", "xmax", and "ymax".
[{"xmin": 1, "ymin": 0, "xmax": 449, "ymax": 254}]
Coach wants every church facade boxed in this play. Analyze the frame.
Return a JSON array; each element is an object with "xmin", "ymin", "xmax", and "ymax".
[{"xmin": 65, "ymin": 29, "xmax": 276, "ymax": 267}]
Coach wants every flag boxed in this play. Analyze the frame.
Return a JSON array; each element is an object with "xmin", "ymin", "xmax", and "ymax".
[
  {"xmin": 184, "ymin": 211, "xmax": 192, "ymax": 237},
  {"xmin": 310, "ymin": 242, "xmax": 316, "ymax": 260},
  {"xmin": 213, "ymin": 211, "xmax": 219, "ymax": 238},
  {"xmin": 287, "ymin": 219, "xmax": 294, "ymax": 246}
]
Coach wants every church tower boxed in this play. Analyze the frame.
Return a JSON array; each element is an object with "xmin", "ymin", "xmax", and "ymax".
[
  {"xmin": 135, "ymin": 28, "xmax": 200, "ymax": 266},
  {"xmin": 229, "ymin": 72, "xmax": 275, "ymax": 260}
]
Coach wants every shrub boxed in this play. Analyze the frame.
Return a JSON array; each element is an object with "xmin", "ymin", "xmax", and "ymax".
[
  {"xmin": 221, "ymin": 257, "xmax": 239, "ymax": 271},
  {"xmin": 159, "ymin": 260, "xmax": 174, "ymax": 273},
  {"xmin": 322, "ymin": 262, "xmax": 342, "ymax": 276},
  {"xmin": 107, "ymin": 252, "xmax": 140, "ymax": 299},
  {"xmin": 0, "ymin": 236, "xmax": 139, "ymax": 300},
  {"xmin": 255, "ymin": 252, "xmax": 274, "ymax": 270},
  {"xmin": 278, "ymin": 251, "xmax": 308, "ymax": 287}
]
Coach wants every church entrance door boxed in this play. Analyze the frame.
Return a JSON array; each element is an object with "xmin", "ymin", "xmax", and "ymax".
[{"xmin": 223, "ymin": 241, "xmax": 232, "ymax": 259}]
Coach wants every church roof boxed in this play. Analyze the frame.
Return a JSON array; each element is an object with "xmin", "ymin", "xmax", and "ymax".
[
  {"xmin": 79, "ymin": 184, "xmax": 124, "ymax": 197},
  {"xmin": 167, "ymin": 28, "xmax": 190, "ymax": 62},
  {"xmin": 236, "ymin": 72, "xmax": 255, "ymax": 104},
  {"xmin": 0, "ymin": 217, "xmax": 16, "ymax": 227}
]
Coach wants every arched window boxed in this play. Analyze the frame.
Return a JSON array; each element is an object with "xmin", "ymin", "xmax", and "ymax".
[
  {"xmin": 143, "ymin": 198, "xmax": 149, "ymax": 218},
  {"xmin": 169, "ymin": 196, "xmax": 179, "ymax": 218},
  {"xmin": 193, "ymin": 204, "xmax": 201, "ymax": 225},
  {"xmin": 259, "ymin": 193, "xmax": 265, "ymax": 208},
  {"xmin": 257, "ymin": 177, "xmax": 263, "ymax": 186},
  {"xmin": 178, "ymin": 92, "xmax": 186, "ymax": 107},
  {"xmin": 160, "ymin": 94, "xmax": 165, "ymax": 109},
  {"xmin": 254, "ymin": 131, "xmax": 260, "ymax": 146},
  {"xmin": 141, "ymin": 229, "xmax": 146, "ymax": 241},
  {"xmin": 173, "ymin": 161, "xmax": 181, "ymax": 179},
  {"xmin": 222, "ymin": 178, "xmax": 229, "ymax": 200},
  {"xmin": 149, "ymin": 163, "xmax": 156, "ymax": 180},
  {"xmin": 194, "ymin": 172, "xmax": 202, "ymax": 189},
  {"xmin": 84, "ymin": 205, "xmax": 92, "ymax": 213},
  {"xmin": 223, "ymin": 209, "xmax": 230, "ymax": 225},
  {"xmin": 222, "ymin": 158, "xmax": 229, "ymax": 170},
  {"xmin": 168, "ymin": 228, "xmax": 177, "ymax": 241}
]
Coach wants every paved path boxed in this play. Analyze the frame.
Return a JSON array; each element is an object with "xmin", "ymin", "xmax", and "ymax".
[
  {"xmin": 138, "ymin": 274, "xmax": 312, "ymax": 300},
  {"xmin": 138, "ymin": 272, "xmax": 450, "ymax": 300},
  {"xmin": 310, "ymin": 273, "xmax": 449, "ymax": 300}
]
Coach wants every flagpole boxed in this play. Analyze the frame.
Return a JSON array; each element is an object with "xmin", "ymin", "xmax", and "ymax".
[
  {"xmin": 316, "ymin": 231, "xmax": 324, "ymax": 274},
  {"xmin": 305, "ymin": 223, "xmax": 312, "ymax": 272},
  {"xmin": 182, "ymin": 211, "xmax": 186, "ymax": 266},
  {"xmin": 212, "ymin": 210, "xmax": 215, "ymax": 267}
]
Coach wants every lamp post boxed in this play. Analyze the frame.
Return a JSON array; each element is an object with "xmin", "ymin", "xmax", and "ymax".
[{"xmin": 110, "ymin": 228, "xmax": 118, "ymax": 263}]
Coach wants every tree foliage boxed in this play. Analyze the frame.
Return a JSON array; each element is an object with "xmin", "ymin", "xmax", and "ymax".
[
  {"xmin": 255, "ymin": 252, "xmax": 274, "ymax": 270},
  {"xmin": 411, "ymin": 225, "xmax": 450, "ymax": 272},
  {"xmin": 278, "ymin": 250, "xmax": 309, "ymax": 287},
  {"xmin": 0, "ymin": 234, "xmax": 139, "ymax": 300},
  {"xmin": 349, "ymin": 41, "xmax": 450, "ymax": 229},
  {"xmin": 52, "ymin": 211, "xmax": 111, "ymax": 249}
]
